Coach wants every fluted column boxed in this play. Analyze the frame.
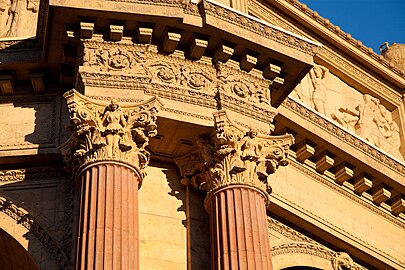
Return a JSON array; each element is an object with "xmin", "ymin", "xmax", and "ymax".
[
  {"xmin": 76, "ymin": 162, "xmax": 140, "ymax": 270},
  {"xmin": 60, "ymin": 90, "xmax": 161, "ymax": 270},
  {"xmin": 176, "ymin": 110, "xmax": 293, "ymax": 270},
  {"xmin": 209, "ymin": 185, "xmax": 272, "ymax": 269}
]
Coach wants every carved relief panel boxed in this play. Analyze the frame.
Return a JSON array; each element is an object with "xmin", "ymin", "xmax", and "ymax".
[
  {"xmin": 0, "ymin": 0, "xmax": 40, "ymax": 38},
  {"xmin": 290, "ymin": 64, "xmax": 403, "ymax": 161}
]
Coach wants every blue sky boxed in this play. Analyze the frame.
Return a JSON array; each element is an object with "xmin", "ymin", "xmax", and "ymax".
[{"xmin": 298, "ymin": 0, "xmax": 405, "ymax": 53}]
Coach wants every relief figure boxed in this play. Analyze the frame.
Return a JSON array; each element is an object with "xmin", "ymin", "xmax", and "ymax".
[
  {"xmin": 101, "ymin": 99, "xmax": 128, "ymax": 158},
  {"xmin": 0, "ymin": 0, "xmax": 39, "ymax": 38},
  {"xmin": 309, "ymin": 64, "xmax": 329, "ymax": 115}
]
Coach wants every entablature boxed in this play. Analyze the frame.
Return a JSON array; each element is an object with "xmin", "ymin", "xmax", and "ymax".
[{"xmin": 47, "ymin": 0, "xmax": 320, "ymax": 106}]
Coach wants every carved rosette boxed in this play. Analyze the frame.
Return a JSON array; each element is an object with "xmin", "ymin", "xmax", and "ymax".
[
  {"xmin": 176, "ymin": 110, "xmax": 294, "ymax": 210},
  {"xmin": 60, "ymin": 90, "xmax": 162, "ymax": 180}
]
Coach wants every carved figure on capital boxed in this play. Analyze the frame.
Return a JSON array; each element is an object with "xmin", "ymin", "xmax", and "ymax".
[
  {"xmin": 175, "ymin": 110, "xmax": 294, "ymax": 205},
  {"xmin": 60, "ymin": 90, "xmax": 162, "ymax": 178}
]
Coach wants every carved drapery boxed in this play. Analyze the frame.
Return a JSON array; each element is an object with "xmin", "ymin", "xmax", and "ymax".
[
  {"xmin": 60, "ymin": 89, "xmax": 162, "ymax": 180},
  {"xmin": 176, "ymin": 110, "xmax": 293, "ymax": 210}
]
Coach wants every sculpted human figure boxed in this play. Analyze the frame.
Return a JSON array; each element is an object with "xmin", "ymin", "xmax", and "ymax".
[
  {"xmin": 239, "ymin": 130, "xmax": 261, "ymax": 181},
  {"xmin": 0, "ymin": 0, "xmax": 38, "ymax": 38},
  {"xmin": 101, "ymin": 99, "xmax": 128, "ymax": 158},
  {"xmin": 354, "ymin": 94, "xmax": 381, "ymax": 146},
  {"xmin": 309, "ymin": 64, "xmax": 329, "ymax": 115}
]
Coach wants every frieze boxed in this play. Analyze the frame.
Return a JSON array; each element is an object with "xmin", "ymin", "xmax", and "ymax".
[
  {"xmin": 0, "ymin": 170, "xmax": 25, "ymax": 182},
  {"xmin": 282, "ymin": 97, "xmax": 405, "ymax": 176},
  {"xmin": 217, "ymin": 62, "xmax": 271, "ymax": 104},
  {"xmin": 105, "ymin": 0, "xmax": 184, "ymax": 7},
  {"xmin": 0, "ymin": 196, "xmax": 69, "ymax": 269},
  {"xmin": 86, "ymin": 95, "xmax": 143, "ymax": 103},
  {"xmin": 0, "ymin": 167, "xmax": 65, "ymax": 182},
  {"xmin": 79, "ymin": 40, "xmax": 280, "ymax": 122},
  {"xmin": 161, "ymin": 107, "xmax": 214, "ymax": 121},
  {"xmin": 183, "ymin": 2, "xmax": 200, "ymax": 16}
]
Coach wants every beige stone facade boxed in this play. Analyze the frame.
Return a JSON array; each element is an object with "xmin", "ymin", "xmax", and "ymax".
[{"xmin": 0, "ymin": 0, "xmax": 405, "ymax": 269}]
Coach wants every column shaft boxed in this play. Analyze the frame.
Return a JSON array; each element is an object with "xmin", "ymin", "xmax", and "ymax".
[
  {"xmin": 209, "ymin": 186, "xmax": 272, "ymax": 270},
  {"xmin": 76, "ymin": 162, "xmax": 140, "ymax": 270}
]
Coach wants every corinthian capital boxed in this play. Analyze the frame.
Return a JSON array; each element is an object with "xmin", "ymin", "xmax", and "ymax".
[
  {"xmin": 60, "ymin": 90, "xmax": 162, "ymax": 179},
  {"xmin": 176, "ymin": 110, "xmax": 294, "ymax": 206}
]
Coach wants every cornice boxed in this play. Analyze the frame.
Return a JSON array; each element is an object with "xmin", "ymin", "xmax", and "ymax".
[
  {"xmin": 248, "ymin": 0, "xmax": 403, "ymax": 106},
  {"xmin": 203, "ymin": 0, "xmax": 320, "ymax": 56},
  {"xmin": 288, "ymin": 159, "xmax": 405, "ymax": 229},
  {"xmin": 265, "ymin": 0, "xmax": 405, "ymax": 87},
  {"xmin": 282, "ymin": 97, "xmax": 405, "ymax": 177}
]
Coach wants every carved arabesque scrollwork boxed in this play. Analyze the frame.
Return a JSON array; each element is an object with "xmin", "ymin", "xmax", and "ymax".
[{"xmin": 60, "ymin": 90, "xmax": 162, "ymax": 179}]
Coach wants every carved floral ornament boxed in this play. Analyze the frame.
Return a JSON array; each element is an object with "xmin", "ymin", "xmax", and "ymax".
[
  {"xmin": 60, "ymin": 90, "xmax": 162, "ymax": 179},
  {"xmin": 80, "ymin": 42, "xmax": 273, "ymax": 108},
  {"xmin": 175, "ymin": 110, "xmax": 294, "ymax": 210}
]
